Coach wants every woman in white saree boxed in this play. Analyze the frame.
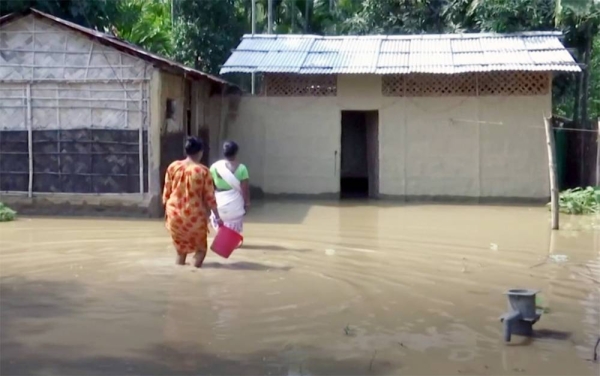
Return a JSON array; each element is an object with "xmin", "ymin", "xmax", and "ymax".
[{"xmin": 209, "ymin": 141, "xmax": 250, "ymax": 234}]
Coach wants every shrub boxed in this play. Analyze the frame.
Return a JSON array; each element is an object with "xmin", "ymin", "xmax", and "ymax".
[
  {"xmin": 0, "ymin": 202, "xmax": 17, "ymax": 222},
  {"xmin": 551, "ymin": 186, "xmax": 600, "ymax": 215}
]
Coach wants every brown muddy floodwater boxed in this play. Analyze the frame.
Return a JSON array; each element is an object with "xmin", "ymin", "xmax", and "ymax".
[{"xmin": 0, "ymin": 202, "xmax": 599, "ymax": 376}]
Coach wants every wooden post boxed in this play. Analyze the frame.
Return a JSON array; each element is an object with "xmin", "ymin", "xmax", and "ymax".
[
  {"xmin": 26, "ymin": 84, "xmax": 33, "ymax": 198},
  {"xmin": 596, "ymin": 119, "xmax": 600, "ymax": 186},
  {"xmin": 544, "ymin": 116, "xmax": 559, "ymax": 230},
  {"xmin": 138, "ymin": 82, "xmax": 144, "ymax": 194},
  {"xmin": 580, "ymin": 23, "xmax": 593, "ymax": 185}
]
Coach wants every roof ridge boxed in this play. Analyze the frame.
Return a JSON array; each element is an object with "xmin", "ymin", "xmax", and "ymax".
[{"xmin": 241, "ymin": 31, "xmax": 563, "ymax": 40}]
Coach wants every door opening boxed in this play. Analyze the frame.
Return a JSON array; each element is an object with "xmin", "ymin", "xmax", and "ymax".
[
  {"xmin": 198, "ymin": 127, "xmax": 210, "ymax": 166},
  {"xmin": 340, "ymin": 110, "xmax": 379, "ymax": 199}
]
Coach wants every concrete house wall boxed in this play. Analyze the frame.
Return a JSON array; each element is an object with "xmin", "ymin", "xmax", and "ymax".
[{"xmin": 228, "ymin": 74, "xmax": 551, "ymax": 200}]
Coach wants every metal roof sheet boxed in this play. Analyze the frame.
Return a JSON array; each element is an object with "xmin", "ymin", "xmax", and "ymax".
[
  {"xmin": 304, "ymin": 52, "xmax": 337, "ymax": 68},
  {"xmin": 220, "ymin": 33, "xmax": 580, "ymax": 75},
  {"xmin": 377, "ymin": 53, "xmax": 410, "ymax": 68}
]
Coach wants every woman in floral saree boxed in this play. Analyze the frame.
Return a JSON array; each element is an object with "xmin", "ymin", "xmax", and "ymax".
[{"xmin": 163, "ymin": 137, "xmax": 223, "ymax": 267}]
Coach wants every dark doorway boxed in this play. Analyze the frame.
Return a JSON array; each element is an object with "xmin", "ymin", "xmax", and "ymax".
[
  {"xmin": 198, "ymin": 127, "xmax": 210, "ymax": 166},
  {"xmin": 340, "ymin": 110, "xmax": 379, "ymax": 199}
]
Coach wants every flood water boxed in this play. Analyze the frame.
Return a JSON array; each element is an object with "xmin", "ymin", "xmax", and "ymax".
[{"xmin": 1, "ymin": 202, "xmax": 599, "ymax": 376}]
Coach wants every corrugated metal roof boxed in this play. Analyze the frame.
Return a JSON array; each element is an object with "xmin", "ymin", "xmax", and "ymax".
[{"xmin": 221, "ymin": 33, "xmax": 580, "ymax": 75}]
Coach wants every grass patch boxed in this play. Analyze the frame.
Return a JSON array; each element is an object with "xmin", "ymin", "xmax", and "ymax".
[
  {"xmin": 549, "ymin": 186, "xmax": 600, "ymax": 215},
  {"xmin": 535, "ymin": 296, "xmax": 551, "ymax": 314},
  {"xmin": 0, "ymin": 202, "xmax": 17, "ymax": 222}
]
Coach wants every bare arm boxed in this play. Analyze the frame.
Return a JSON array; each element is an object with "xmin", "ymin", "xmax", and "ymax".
[
  {"xmin": 203, "ymin": 171, "xmax": 223, "ymax": 223},
  {"xmin": 241, "ymin": 179, "xmax": 250, "ymax": 207},
  {"xmin": 162, "ymin": 167, "xmax": 172, "ymax": 206}
]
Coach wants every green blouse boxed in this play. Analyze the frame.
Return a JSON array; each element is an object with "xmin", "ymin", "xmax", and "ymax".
[{"xmin": 210, "ymin": 163, "xmax": 249, "ymax": 190}]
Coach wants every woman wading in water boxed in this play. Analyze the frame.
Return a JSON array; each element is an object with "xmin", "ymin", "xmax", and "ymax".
[
  {"xmin": 163, "ymin": 137, "xmax": 223, "ymax": 267},
  {"xmin": 210, "ymin": 141, "xmax": 250, "ymax": 235}
]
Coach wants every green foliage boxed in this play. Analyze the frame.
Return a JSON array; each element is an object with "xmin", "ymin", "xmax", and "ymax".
[
  {"xmin": 171, "ymin": 0, "xmax": 243, "ymax": 75},
  {"xmin": 555, "ymin": 0, "xmax": 600, "ymax": 25},
  {"xmin": 552, "ymin": 186, "xmax": 600, "ymax": 215},
  {"xmin": 342, "ymin": 0, "xmax": 449, "ymax": 34},
  {"xmin": 555, "ymin": 37, "xmax": 600, "ymax": 119},
  {"xmin": 112, "ymin": 0, "xmax": 173, "ymax": 56},
  {"xmin": 0, "ymin": 203, "xmax": 17, "ymax": 222},
  {"xmin": 0, "ymin": 0, "xmax": 116, "ymax": 29},
  {"xmin": 591, "ymin": 37, "xmax": 600, "ymax": 117},
  {"xmin": 469, "ymin": 0, "xmax": 556, "ymax": 33},
  {"xmin": 535, "ymin": 296, "xmax": 551, "ymax": 314}
]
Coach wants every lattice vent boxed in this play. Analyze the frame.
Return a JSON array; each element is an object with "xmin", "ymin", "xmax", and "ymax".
[
  {"xmin": 264, "ymin": 74, "xmax": 337, "ymax": 97},
  {"xmin": 382, "ymin": 72, "xmax": 550, "ymax": 97},
  {"xmin": 405, "ymin": 74, "xmax": 477, "ymax": 97},
  {"xmin": 478, "ymin": 72, "xmax": 549, "ymax": 96},
  {"xmin": 383, "ymin": 74, "xmax": 477, "ymax": 97},
  {"xmin": 382, "ymin": 75, "xmax": 404, "ymax": 96}
]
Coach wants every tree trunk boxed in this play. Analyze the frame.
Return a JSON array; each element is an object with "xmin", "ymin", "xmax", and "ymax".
[
  {"xmin": 304, "ymin": 0, "xmax": 310, "ymax": 33},
  {"xmin": 268, "ymin": 0, "xmax": 273, "ymax": 33},
  {"xmin": 244, "ymin": 0, "xmax": 250, "ymax": 32},
  {"xmin": 290, "ymin": 0, "xmax": 294, "ymax": 32}
]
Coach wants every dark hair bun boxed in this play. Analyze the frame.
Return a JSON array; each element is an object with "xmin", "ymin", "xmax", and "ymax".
[
  {"xmin": 185, "ymin": 136, "xmax": 203, "ymax": 156},
  {"xmin": 223, "ymin": 140, "xmax": 239, "ymax": 158}
]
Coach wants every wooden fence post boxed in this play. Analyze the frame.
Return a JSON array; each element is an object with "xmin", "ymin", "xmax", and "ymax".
[
  {"xmin": 544, "ymin": 116, "xmax": 559, "ymax": 230},
  {"xmin": 596, "ymin": 119, "xmax": 599, "ymax": 187},
  {"xmin": 26, "ymin": 84, "xmax": 33, "ymax": 198}
]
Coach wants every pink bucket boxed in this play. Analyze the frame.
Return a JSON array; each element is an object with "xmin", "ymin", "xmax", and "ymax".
[{"xmin": 210, "ymin": 226, "xmax": 243, "ymax": 259}]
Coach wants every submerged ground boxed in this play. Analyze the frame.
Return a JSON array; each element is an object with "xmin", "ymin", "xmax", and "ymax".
[{"xmin": 0, "ymin": 202, "xmax": 599, "ymax": 376}]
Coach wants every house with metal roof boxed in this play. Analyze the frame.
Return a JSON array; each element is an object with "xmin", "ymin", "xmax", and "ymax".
[
  {"xmin": 220, "ymin": 33, "xmax": 579, "ymax": 201},
  {"xmin": 0, "ymin": 9, "xmax": 239, "ymax": 216}
]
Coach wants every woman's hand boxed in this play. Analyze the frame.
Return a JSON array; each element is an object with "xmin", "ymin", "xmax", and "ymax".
[{"xmin": 211, "ymin": 207, "xmax": 224, "ymax": 227}]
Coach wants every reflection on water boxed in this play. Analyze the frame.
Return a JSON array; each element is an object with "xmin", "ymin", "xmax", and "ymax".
[{"xmin": 0, "ymin": 202, "xmax": 599, "ymax": 375}]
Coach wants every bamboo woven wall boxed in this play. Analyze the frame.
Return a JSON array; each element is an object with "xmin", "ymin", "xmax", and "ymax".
[
  {"xmin": 0, "ymin": 15, "xmax": 148, "ymax": 82},
  {"xmin": 0, "ymin": 15, "xmax": 151, "ymax": 194},
  {"xmin": 0, "ymin": 129, "xmax": 148, "ymax": 193}
]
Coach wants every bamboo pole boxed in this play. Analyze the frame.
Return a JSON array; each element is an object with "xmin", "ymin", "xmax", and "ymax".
[
  {"xmin": 544, "ymin": 116, "xmax": 559, "ymax": 230},
  {"xmin": 138, "ymin": 82, "xmax": 144, "ymax": 194},
  {"xmin": 580, "ymin": 23, "xmax": 593, "ymax": 185},
  {"xmin": 26, "ymin": 84, "xmax": 33, "ymax": 198},
  {"xmin": 596, "ymin": 119, "xmax": 600, "ymax": 186}
]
